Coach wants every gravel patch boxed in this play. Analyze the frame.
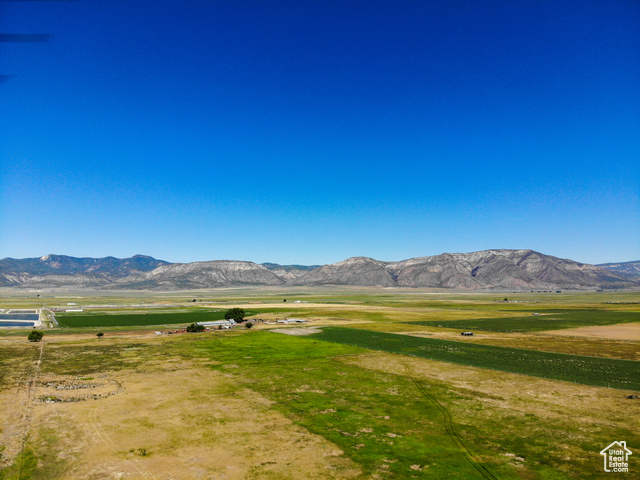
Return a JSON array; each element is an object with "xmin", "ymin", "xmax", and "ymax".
[{"xmin": 270, "ymin": 327, "xmax": 323, "ymax": 336}]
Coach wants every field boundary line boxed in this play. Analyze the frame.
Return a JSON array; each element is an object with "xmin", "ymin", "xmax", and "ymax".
[{"xmin": 17, "ymin": 339, "xmax": 45, "ymax": 479}]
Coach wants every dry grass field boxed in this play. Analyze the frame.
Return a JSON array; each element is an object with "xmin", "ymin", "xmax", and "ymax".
[
  {"xmin": 1, "ymin": 289, "xmax": 639, "ymax": 479},
  {"xmin": 543, "ymin": 322, "xmax": 640, "ymax": 341},
  {"xmin": 0, "ymin": 335, "xmax": 361, "ymax": 480}
]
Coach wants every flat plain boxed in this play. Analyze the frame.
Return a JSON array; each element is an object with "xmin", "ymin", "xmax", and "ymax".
[{"xmin": 0, "ymin": 288, "xmax": 639, "ymax": 479}]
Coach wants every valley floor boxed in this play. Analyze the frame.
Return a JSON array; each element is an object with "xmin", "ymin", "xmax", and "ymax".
[{"xmin": 1, "ymin": 290, "xmax": 639, "ymax": 479}]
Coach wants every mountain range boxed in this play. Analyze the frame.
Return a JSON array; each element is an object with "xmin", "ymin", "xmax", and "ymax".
[{"xmin": 0, "ymin": 250, "xmax": 638, "ymax": 291}]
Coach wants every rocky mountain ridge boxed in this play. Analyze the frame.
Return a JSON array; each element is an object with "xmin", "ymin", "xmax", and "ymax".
[{"xmin": 1, "ymin": 250, "xmax": 637, "ymax": 290}]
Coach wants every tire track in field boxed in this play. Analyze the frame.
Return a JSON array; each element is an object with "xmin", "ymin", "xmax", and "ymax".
[
  {"xmin": 401, "ymin": 361, "xmax": 498, "ymax": 480},
  {"xmin": 17, "ymin": 339, "xmax": 45, "ymax": 479},
  {"xmin": 89, "ymin": 406, "xmax": 158, "ymax": 480}
]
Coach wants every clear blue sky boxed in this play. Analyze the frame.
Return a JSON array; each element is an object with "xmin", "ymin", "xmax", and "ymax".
[{"xmin": 1, "ymin": 0, "xmax": 638, "ymax": 265}]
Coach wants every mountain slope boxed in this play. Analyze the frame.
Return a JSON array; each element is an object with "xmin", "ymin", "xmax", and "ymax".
[
  {"xmin": 119, "ymin": 260, "xmax": 285, "ymax": 290},
  {"xmin": 387, "ymin": 250, "xmax": 630, "ymax": 289},
  {"xmin": 299, "ymin": 257, "xmax": 396, "ymax": 286},
  {"xmin": 598, "ymin": 260, "xmax": 640, "ymax": 278}
]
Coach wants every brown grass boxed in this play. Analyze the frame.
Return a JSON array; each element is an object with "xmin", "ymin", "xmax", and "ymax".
[
  {"xmin": 543, "ymin": 321, "xmax": 640, "ymax": 341},
  {"xmin": 338, "ymin": 352, "xmax": 640, "ymax": 425},
  {"xmin": 1, "ymin": 338, "xmax": 361, "ymax": 479}
]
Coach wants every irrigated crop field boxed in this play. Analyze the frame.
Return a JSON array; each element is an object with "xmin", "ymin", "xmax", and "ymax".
[
  {"xmin": 55, "ymin": 309, "xmax": 245, "ymax": 328},
  {"xmin": 1, "ymin": 288, "xmax": 639, "ymax": 479},
  {"xmin": 407, "ymin": 309, "xmax": 640, "ymax": 332},
  {"xmin": 310, "ymin": 327, "xmax": 640, "ymax": 390}
]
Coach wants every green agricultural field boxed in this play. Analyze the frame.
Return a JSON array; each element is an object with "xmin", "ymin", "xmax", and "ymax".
[
  {"xmin": 192, "ymin": 332, "xmax": 512, "ymax": 479},
  {"xmin": 309, "ymin": 327, "xmax": 640, "ymax": 390},
  {"xmin": 192, "ymin": 330, "xmax": 639, "ymax": 479},
  {"xmin": 55, "ymin": 309, "xmax": 256, "ymax": 328},
  {"xmin": 406, "ymin": 309, "xmax": 640, "ymax": 332}
]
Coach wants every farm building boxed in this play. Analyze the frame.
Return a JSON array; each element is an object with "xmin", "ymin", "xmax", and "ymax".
[
  {"xmin": 276, "ymin": 318, "xmax": 307, "ymax": 324},
  {"xmin": 197, "ymin": 319, "xmax": 237, "ymax": 327}
]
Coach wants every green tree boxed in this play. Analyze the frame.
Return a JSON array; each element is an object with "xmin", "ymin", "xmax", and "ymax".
[
  {"xmin": 28, "ymin": 330, "xmax": 44, "ymax": 342},
  {"xmin": 224, "ymin": 308, "xmax": 246, "ymax": 322},
  {"xmin": 245, "ymin": 322, "xmax": 253, "ymax": 329},
  {"xmin": 97, "ymin": 332, "xmax": 104, "ymax": 338},
  {"xmin": 186, "ymin": 323, "xmax": 205, "ymax": 332}
]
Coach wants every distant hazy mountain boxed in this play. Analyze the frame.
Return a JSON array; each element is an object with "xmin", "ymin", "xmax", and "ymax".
[
  {"xmin": 1, "ymin": 250, "xmax": 637, "ymax": 290},
  {"xmin": 597, "ymin": 260, "xmax": 640, "ymax": 278},
  {"xmin": 0, "ymin": 254, "xmax": 169, "ymax": 288},
  {"xmin": 261, "ymin": 263, "xmax": 320, "ymax": 272},
  {"xmin": 261, "ymin": 263, "xmax": 320, "ymax": 283}
]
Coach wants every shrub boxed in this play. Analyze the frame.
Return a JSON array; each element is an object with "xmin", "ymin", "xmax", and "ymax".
[
  {"xmin": 186, "ymin": 323, "xmax": 205, "ymax": 332},
  {"xmin": 28, "ymin": 330, "xmax": 44, "ymax": 342}
]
